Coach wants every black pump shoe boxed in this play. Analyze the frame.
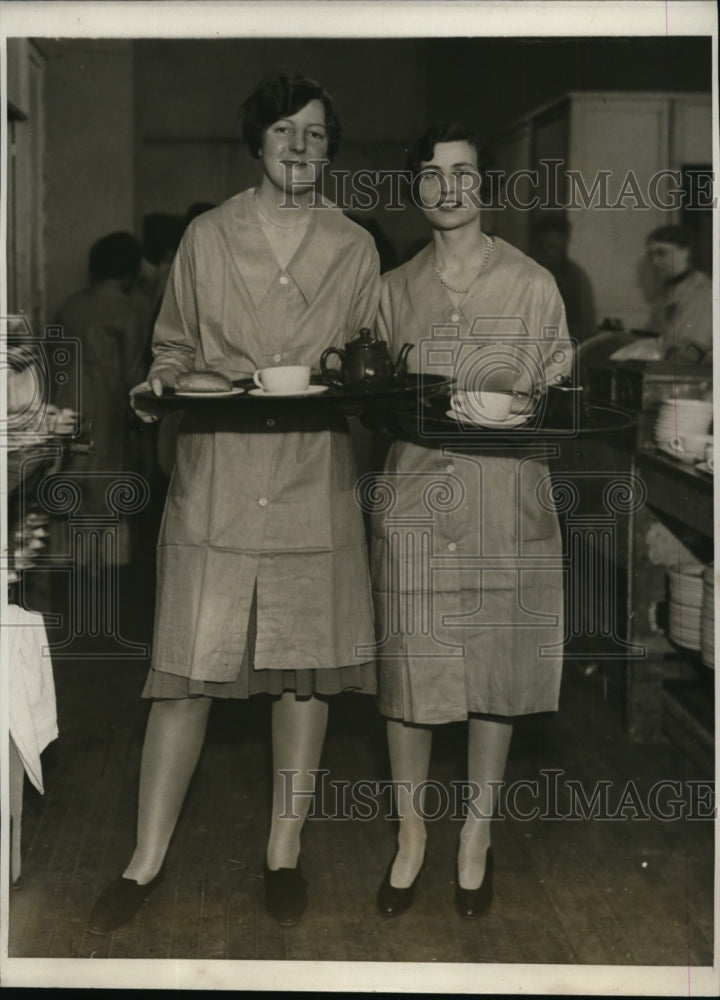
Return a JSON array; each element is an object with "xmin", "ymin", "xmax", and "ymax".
[
  {"xmin": 377, "ymin": 851, "xmax": 425, "ymax": 917},
  {"xmin": 264, "ymin": 862, "xmax": 308, "ymax": 926},
  {"xmin": 88, "ymin": 866, "xmax": 166, "ymax": 935},
  {"xmin": 455, "ymin": 847, "xmax": 494, "ymax": 919}
]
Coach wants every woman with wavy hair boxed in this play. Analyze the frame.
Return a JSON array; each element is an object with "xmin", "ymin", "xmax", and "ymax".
[
  {"xmin": 371, "ymin": 122, "xmax": 572, "ymax": 919},
  {"xmin": 88, "ymin": 72, "xmax": 380, "ymax": 933}
]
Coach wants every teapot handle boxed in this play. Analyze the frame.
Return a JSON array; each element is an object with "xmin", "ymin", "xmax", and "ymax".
[
  {"xmin": 320, "ymin": 346, "xmax": 346, "ymax": 387},
  {"xmin": 392, "ymin": 342, "xmax": 414, "ymax": 377}
]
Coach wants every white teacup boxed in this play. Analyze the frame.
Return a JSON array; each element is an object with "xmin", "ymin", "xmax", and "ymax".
[
  {"xmin": 452, "ymin": 389, "xmax": 513, "ymax": 424},
  {"xmin": 671, "ymin": 432, "xmax": 713, "ymax": 463},
  {"xmin": 253, "ymin": 365, "xmax": 310, "ymax": 394}
]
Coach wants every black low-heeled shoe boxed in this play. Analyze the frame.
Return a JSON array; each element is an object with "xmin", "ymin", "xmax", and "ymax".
[
  {"xmin": 455, "ymin": 847, "xmax": 494, "ymax": 919},
  {"xmin": 87, "ymin": 866, "xmax": 166, "ymax": 935},
  {"xmin": 264, "ymin": 862, "xmax": 308, "ymax": 926},
  {"xmin": 377, "ymin": 851, "xmax": 426, "ymax": 918}
]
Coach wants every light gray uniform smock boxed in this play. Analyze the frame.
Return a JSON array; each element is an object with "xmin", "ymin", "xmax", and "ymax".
[
  {"xmin": 372, "ymin": 238, "xmax": 572, "ymax": 723},
  {"xmin": 148, "ymin": 190, "xmax": 380, "ymax": 684}
]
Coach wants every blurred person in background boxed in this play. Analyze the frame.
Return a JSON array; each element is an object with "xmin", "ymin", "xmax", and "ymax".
[
  {"xmin": 644, "ymin": 224, "xmax": 712, "ymax": 364},
  {"xmin": 55, "ymin": 231, "xmax": 150, "ymax": 566},
  {"xmin": 529, "ymin": 214, "xmax": 596, "ymax": 346}
]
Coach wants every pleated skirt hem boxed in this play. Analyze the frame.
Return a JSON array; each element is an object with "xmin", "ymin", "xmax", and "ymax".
[{"xmin": 142, "ymin": 660, "xmax": 377, "ymax": 700}]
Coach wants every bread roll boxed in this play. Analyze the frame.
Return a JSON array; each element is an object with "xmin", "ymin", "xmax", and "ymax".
[{"xmin": 176, "ymin": 370, "xmax": 233, "ymax": 392}]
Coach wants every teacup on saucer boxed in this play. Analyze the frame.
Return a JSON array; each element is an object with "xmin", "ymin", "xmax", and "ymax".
[
  {"xmin": 451, "ymin": 389, "xmax": 513, "ymax": 424},
  {"xmin": 253, "ymin": 365, "xmax": 310, "ymax": 394}
]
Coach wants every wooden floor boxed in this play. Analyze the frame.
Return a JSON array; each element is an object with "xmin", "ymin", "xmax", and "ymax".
[{"xmin": 5, "ymin": 555, "xmax": 716, "ymax": 979}]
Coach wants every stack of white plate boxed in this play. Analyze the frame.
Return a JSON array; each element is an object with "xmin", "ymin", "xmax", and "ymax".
[
  {"xmin": 667, "ymin": 562, "xmax": 705, "ymax": 650},
  {"xmin": 700, "ymin": 564, "xmax": 714, "ymax": 669},
  {"xmin": 653, "ymin": 399, "xmax": 713, "ymax": 460}
]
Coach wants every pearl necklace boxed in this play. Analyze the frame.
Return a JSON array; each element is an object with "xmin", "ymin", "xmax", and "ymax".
[
  {"xmin": 433, "ymin": 234, "xmax": 494, "ymax": 294},
  {"xmin": 254, "ymin": 190, "xmax": 311, "ymax": 230}
]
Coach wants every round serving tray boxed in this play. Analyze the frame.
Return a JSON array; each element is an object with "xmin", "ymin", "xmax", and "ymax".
[{"xmin": 385, "ymin": 395, "xmax": 637, "ymax": 444}]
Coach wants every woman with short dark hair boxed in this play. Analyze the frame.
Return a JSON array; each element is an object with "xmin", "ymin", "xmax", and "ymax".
[
  {"xmin": 405, "ymin": 122, "xmax": 490, "ymax": 181},
  {"xmin": 88, "ymin": 72, "xmax": 380, "ymax": 933},
  {"xmin": 241, "ymin": 72, "xmax": 342, "ymax": 161},
  {"xmin": 371, "ymin": 123, "xmax": 572, "ymax": 920}
]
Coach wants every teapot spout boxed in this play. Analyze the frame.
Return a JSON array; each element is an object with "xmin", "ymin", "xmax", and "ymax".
[{"xmin": 393, "ymin": 342, "xmax": 414, "ymax": 377}]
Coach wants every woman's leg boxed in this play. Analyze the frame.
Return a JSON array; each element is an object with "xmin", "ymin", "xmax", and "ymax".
[
  {"xmin": 123, "ymin": 696, "xmax": 212, "ymax": 883},
  {"xmin": 459, "ymin": 714, "xmax": 513, "ymax": 889},
  {"xmin": 266, "ymin": 692, "xmax": 329, "ymax": 870},
  {"xmin": 385, "ymin": 718, "xmax": 433, "ymax": 888}
]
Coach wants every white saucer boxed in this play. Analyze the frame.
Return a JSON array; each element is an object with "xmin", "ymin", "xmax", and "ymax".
[
  {"xmin": 249, "ymin": 385, "xmax": 329, "ymax": 397},
  {"xmin": 175, "ymin": 387, "xmax": 245, "ymax": 398},
  {"xmin": 659, "ymin": 448, "xmax": 698, "ymax": 465},
  {"xmin": 695, "ymin": 461, "xmax": 714, "ymax": 475},
  {"xmin": 446, "ymin": 408, "xmax": 530, "ymax": 429}
]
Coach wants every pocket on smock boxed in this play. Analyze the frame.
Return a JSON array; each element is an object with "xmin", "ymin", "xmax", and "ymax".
[{"xmin": 517, "ymin": 457, "xmax": 558, "ymax": 543}]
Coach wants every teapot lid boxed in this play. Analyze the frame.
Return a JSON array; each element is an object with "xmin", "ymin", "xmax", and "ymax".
[{"xmin": 347, "ymin": 327, "xmax": 378, "ymax": 348}]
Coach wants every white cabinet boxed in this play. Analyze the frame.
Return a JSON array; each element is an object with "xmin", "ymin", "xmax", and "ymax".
[{"xmin": 491, "ymin": 92, "xmax": 712, "ymax": 331}]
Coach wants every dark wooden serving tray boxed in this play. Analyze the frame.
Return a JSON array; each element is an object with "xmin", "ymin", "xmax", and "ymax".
[{"xmin": 132, "ymin": 373, "xmax": 453, "ymax": 409}]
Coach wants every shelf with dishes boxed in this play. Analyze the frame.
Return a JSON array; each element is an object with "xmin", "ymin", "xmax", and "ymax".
[
  {"xmin": 664, "ymin": 562, "xmax": 715, "ymax": 670},
  {"xmin": 650, "ymin": 397, "xmax": 714, "ymax": 478}
]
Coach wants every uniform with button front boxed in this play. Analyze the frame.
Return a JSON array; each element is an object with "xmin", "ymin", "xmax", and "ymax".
[
  {"xmin": 142, "ymin": 189, "xmax": 380, "ymax": 697},
  {"xmin": 372, "ymin": 237, "xmax": 572, "ymax": 723}
]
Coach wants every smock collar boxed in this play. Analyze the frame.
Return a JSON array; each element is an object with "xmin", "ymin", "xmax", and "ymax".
[{"xmin": 219, "ymin": 189, "xmax": 341, "ymax": 309}]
